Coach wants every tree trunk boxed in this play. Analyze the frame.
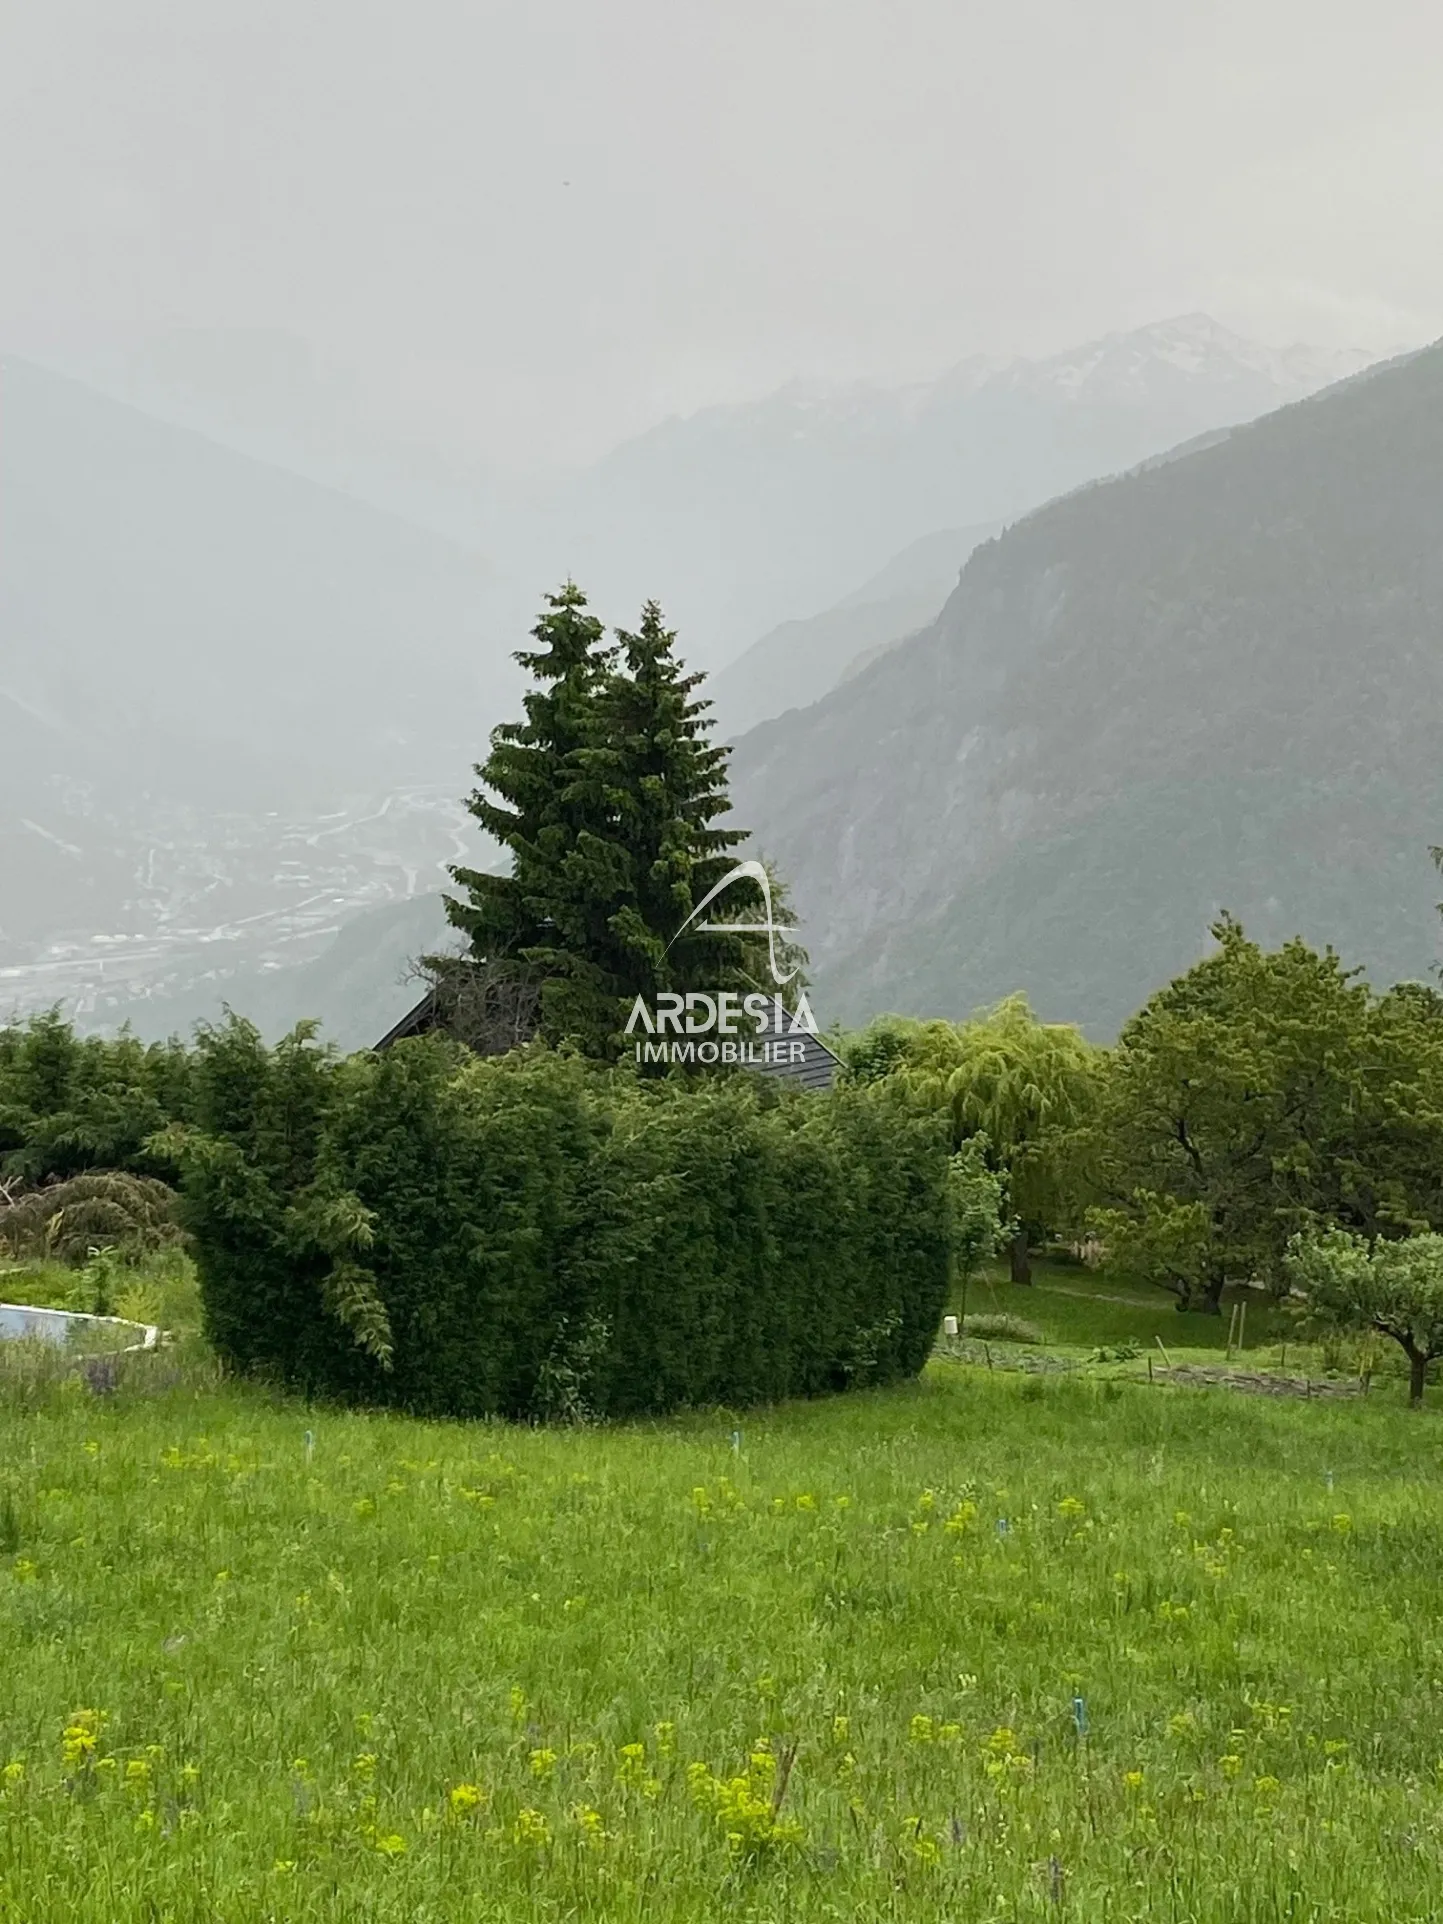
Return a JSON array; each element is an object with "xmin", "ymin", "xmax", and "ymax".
[
  {"xmin": 1009, "ymin": 1230, "xmax": 1032, "ymax": 1287},
  {"xmin": 1407, "ymin": 1345, "xmax": 1428, "ymax": 1408},
  {"xmin": 1200, "ymin": 1272, "xmax": 1226, "ymax": 1316}
]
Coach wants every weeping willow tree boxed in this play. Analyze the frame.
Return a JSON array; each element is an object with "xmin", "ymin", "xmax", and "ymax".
[{"xmin": 882, "ymin": 996, "xmax": 1101, "ymax": 1286}]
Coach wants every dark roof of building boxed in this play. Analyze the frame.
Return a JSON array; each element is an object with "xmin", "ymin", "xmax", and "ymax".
[
  {"xmin": 749, "ymin": 1027, "xmax": 843, "ymax": 1091},
  {"xmin": 373, "ymin": 996, "xmax": 842, "ymax": 1091},
  {"xmin": 373, "ymin": 991, "xmax": 441, "ymax": 1052}
]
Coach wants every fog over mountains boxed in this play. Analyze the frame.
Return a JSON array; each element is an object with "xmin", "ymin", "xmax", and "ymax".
[
  {"xmin": 0, "ymin": 357, "xmax": 512, "ymax": 1027},
  {"xmin": 539, "ymin": 315, "xmax": 1372, "ymax": 665},
  {"xmin": 0, "ymin": 316, "xmax": 1410, "ymax": 1043},
  {"xmin": 729, "ymin": 339, "xmax": 1443, "ymax": 1037}
]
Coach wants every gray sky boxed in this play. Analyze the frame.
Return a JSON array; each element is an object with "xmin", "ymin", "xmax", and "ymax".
[{"xmin": 4, "ymin": 0, "xmax": 1441, "ymax": 468}]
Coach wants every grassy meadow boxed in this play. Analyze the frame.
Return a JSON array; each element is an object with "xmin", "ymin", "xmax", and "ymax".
[{"xmin": 2, "ymin": 1261, "xmax": 1442, "ymax": 1922}]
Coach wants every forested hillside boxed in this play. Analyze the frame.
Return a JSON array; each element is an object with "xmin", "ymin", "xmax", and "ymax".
[{"xmin": 729, "ymin": 343, "xmax": 1443, "ymax": 1034}]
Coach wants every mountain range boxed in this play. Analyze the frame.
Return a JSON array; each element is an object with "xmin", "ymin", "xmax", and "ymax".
[
  {"xmin": 728, "ymin": 340, "xmax": 1443, "ymax": 1037},
  {"xmin": 1, "ymin": 317, "xmax": 1405, "ymax": 1043},
  {"xmin": 541, "ymin": 315, "xmax": 1376, "ymax": 664}
]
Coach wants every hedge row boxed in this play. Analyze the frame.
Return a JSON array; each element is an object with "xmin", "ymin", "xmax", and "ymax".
[{"xmin": 163, "ymin": 1021, "xmax": 954, "ymax": 1420}]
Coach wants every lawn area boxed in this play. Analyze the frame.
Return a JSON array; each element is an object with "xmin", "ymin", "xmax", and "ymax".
[
  {"xmin": 958, "ymin": 1260, "xmax": 1326, "ymax": 1368},
  {"xmin": 3, "ymin": 1268, "xmax": 1443, "ymax": 1921}
]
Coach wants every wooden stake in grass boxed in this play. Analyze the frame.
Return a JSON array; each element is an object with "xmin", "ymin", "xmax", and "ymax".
[
  {"xmin": 770, "ymin": 1739, "xmax": 798, "ymax": 1820},
  {"xmin": 1226, "ymin": 1304, "xmax": 1239, "ymax": 1359},
  {"xmin": 1238, "ymin": 1300, "xmax": 1247, "ymax": 1353},
  {"xmin": 1154, "ymin": 1334, "xmax": 1173, "ymax": 1371}
]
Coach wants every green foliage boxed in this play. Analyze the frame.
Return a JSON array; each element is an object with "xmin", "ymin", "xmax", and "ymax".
[
  {"xmin": 444, "ymin": 582, "xmax": 620, "ymax": 1054},
  {"xmin": 1286, "ymin": 1229, "xmax": 1443, "ymax": 1406},
  {"xmin": 1088, "ymin": 1192, "xmax": 1215, "ymax": 1311},
  {"xmin": 838, "ymin": 1015, "xmax": 919, "ymax": 1087},
  {"xmin": 0, "ymin": 1010, "xmax": 194, "ymax": 1184},
  {"xmin": 1082, "ymin": 919, "xmax": 1443, "ymax": 1312},
  {"xmin": 599, "ymin": 602, "xmax": 779, "ymax": 1007},
  {"xmin": 441, "ymin": 587, "xmax": 787, "ymax": 1061},
  {"xmin": 946, "ymin": 1136, "xmax": 1006, "ymax": 1284},
  {"xmin": 841, "ymin": 997, "xmax": 1100, "ymax": 1281},
  {"xmin": 0, "ymin": 1169, "xmax": 183, "ymax": 1268},
  {"xmin": 165, "ymin": 1020, "xmax": 954, "ymax": 1419}
]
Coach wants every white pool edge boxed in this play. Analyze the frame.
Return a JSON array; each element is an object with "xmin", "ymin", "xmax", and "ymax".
[{"xmin": 0, "ymin": 1302, "xmax": 161, "ymax": 1354}]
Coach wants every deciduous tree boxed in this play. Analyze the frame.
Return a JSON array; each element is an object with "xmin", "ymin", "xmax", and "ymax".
[{"xmin": 1286, "ymin": 1228, "xmax": 1443, "ymax": 1407}]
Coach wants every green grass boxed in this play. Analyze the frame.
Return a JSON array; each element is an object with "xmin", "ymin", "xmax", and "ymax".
[
  {"xmin": 3, "ymin": 1265, "xmax": 1443, "ymax": 1920},
  {"xmin": 1, "ymin": 1250, "xmax": 194, "ymax": 1333},
  {"xmin": 957, "ymin": 1261, "xmax": 1344, "ymax": 1369}
]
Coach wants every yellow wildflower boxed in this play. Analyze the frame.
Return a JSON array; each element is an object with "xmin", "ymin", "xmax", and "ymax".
[
  {"xmin": 513, "ymin": 1807, "xmax": 551, "ymax": 1848},
  {"xmin": 572, "ymin": 1804, "xmax": 608, "ymax": 1847},
  {"xmin": 61, "ymin": 1710, "xmax": 106, "ymax": 1771}
]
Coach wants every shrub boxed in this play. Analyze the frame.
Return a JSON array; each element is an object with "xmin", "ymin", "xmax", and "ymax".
[
  {"xmin": 162, "ymin": 1021, "xmax": 956, "ymax": 1420},
  {"xmin": 962, "ymin": 1313, "xmax": 1044, "ymax": 1345},
  {"xmin": 0, "ymin": 1011, "xmax": 194, "ymax": 1184},
  {"xmin": 0, "ymin": 1171, "xmax": 183, "ymax": 1267}
]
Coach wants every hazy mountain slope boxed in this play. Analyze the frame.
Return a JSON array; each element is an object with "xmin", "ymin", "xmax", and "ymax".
[
  {"xmin": 0, "ymin": 359, "xmax": 514, "ymax": 1013},
  {"xmin": 728, "ymin": 344, "xmax": 1443, "ymax": 1037},
  {"xmin": 546, "ymin": 316, "xmax": 1376, "ymax": 665},
  {"xmin": 105, "ymin": 891, "xmax": 456, "ymax": 1054},
  {"xmin": 707, "ymin": 524, "xmax": 997, "ymax": 738},
  {"xmin": 0, "ymin": 357, "xmax": 515, "ymax": 795}
]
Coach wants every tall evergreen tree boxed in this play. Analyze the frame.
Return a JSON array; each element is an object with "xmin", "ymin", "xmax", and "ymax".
[
  {"xmin": 440, "ymin": 587, "xmax": 802, "ymax": 1060},
  {"xmin": 442, "ymin": 582, "xmax": 623, "ymax": 1055},
  {"xmin": 601, "ymin": 601, "xmax": 763, "ymax": 1006}
]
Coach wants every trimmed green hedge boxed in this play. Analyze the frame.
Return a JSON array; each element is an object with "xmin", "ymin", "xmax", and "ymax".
[{"xmin": 162, "ymin": 1021, "xmax": 953, "ymax": 1420}]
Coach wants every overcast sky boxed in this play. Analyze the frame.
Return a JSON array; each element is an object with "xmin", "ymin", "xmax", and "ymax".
[{"xmin": 4, "ymin": 0, "xmax": 1442, "ymax": 468}]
